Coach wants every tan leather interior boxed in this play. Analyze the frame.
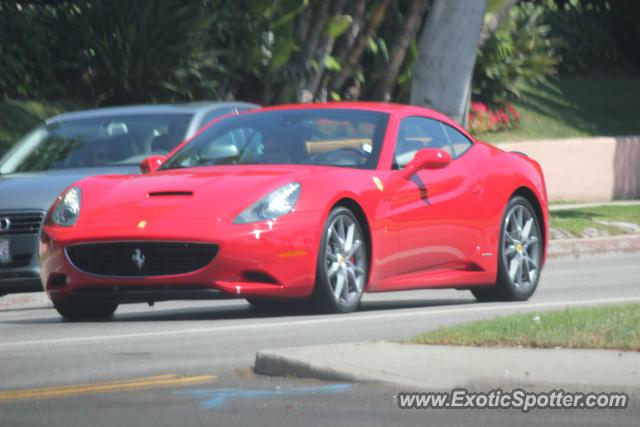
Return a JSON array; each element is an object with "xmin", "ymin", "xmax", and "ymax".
[{"xmin": 305, "ymin": 138, "xmax": 371, "ymax": 154}]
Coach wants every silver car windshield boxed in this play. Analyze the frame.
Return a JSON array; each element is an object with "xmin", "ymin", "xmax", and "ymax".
[{"xmin": 0, "ymin": 114, "xmax": 192, "ymax": 174}]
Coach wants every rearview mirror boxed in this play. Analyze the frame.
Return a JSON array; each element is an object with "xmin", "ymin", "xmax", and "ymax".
[
  {"xmin": 400, "ymin": 149, "xmax": 451, "ymax": 179},
  {"xmin": 140, "ymin": 155, "xmax": 166, "ymax": 174}
]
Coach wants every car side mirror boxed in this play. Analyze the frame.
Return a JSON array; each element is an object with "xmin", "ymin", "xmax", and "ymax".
[
  {"xmin": 400, "ymin": 149, "xmax": 451, "ymax": 179},
  {"xmin": 140, "ymin": 155, "xmax": 165, "ymax": 174}
]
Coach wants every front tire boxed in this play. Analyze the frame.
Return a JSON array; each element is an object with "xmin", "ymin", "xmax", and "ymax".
[
  {"xmin": 472, "ymin": 196, "xmax": 543, "ymax": 302},
  {"xmin": 53, "ymin": 300, "xmax": 118, "ymax": 321},
  {"xmin": 312, "ymin": 207, "xmax": 368, "ymax": 313}
]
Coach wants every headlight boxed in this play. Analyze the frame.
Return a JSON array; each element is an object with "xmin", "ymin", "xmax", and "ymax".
[
  {"xmin": 234, "ymin": 183, "xmax": 300, "ymax": 224},
  {"xmin": 51, "ymin": 187, "xmax": 82, "ymax": 227}
]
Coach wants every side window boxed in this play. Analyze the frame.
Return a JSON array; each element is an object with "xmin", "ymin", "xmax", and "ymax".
[
  {"xmin": 442, "ymin": 124, "xmax": 473, "ymax": 158},
  {"xmin": 394, "ymin": 117, "xmax": 450, "ymax": 169}
]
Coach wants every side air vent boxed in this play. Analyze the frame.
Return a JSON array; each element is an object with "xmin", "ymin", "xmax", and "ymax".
[{"xmin": 243, "ymin": 271, "xmax": 279, "ymax": 285}]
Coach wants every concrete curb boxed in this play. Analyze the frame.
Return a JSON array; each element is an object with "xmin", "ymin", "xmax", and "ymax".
[
  {"xmin": 255, "ymin": 350, "xmax": 377, "ymax": 385},
  {"xmin": 255, "ymin": 342, "xmax": 640, "ymax": 392},
  {"xmin": 547, "ymin": 234, "xmax": 640, "ymax": 259}
]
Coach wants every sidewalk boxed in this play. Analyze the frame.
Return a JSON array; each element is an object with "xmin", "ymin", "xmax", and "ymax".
[{"xmin": 255, "ymin": 341, "xmax": 640, "ymax": 392}]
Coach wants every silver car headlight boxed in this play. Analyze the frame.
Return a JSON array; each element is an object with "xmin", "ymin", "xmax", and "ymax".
[
  {"xmin": 51, "ymin": 187, "xmax": 82, "ymax": 227},
  {"xmin": 234, "ymin": 183, "xmax": 300, "ymax": 224}
]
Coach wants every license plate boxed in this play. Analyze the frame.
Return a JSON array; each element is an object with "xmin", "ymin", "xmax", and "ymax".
[{"xmin": 0, "ymin": 238, "xmax": 10, "ymax": 264}]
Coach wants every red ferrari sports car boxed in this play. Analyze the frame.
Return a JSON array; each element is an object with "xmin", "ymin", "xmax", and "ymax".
[{"xmin": 40, "ymin": 103, "xmax": 548, "ymax": 320}]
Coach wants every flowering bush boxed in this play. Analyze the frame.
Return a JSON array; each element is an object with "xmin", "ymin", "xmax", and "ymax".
[{"xmin": 468, "ymin": 101, "xmax": 521, "ymax": 134}]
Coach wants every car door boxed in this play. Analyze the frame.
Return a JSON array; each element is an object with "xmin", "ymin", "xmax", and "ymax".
[{"xmin": 388, "ymin": 116, "xmax": 483, "ymax": 275}]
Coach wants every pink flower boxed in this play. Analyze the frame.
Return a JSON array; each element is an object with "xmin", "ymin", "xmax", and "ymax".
[{"xmin": 467, "ymin": 100, "xmax": 521, "ymax": 135}]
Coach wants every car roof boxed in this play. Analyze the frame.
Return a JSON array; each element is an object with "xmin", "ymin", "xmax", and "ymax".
[{"xmin": 46, "ymin": 101, "xmax": 259, "ymax": 124}]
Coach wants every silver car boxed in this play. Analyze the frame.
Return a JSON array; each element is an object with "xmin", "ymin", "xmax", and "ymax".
[{"xmin": 0, "ymin": 101, "xmax": 258, "ymax": 295}]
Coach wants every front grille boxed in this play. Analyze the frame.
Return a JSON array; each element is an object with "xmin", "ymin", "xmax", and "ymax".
[
  {"xmin": 66, "ymin": 242, "xmax": 219, "ymax": 277},
  {"xmin": 0, "ymin": 211, "xmax": 46, "ymax": 236}
]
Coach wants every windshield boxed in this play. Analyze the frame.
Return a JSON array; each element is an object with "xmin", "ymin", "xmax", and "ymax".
[
  {"xmin": 160, "ymin": 109, "xmax": 389, "ymax": 171},
  {"xmin": 0, "ymin": 114, "xmax": 192, "ymax": 174}
]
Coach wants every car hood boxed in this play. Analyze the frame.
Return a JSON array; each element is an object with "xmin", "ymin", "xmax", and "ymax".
[
  {"xmin": 0, "ymin": 167, "xmax": 140, "ymax": 212},
  {"xmin": 77, "ymin": 165, "xmax": 329, "ymax": 224}
]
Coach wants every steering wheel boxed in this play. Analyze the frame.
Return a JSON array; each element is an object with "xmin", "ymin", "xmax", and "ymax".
[{"xmin": 312, "ymin": 146, "xmax": 369, "ymax": 166}]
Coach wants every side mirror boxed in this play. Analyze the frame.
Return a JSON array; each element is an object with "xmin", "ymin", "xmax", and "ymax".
[
  {"xmin": 400, "ymin": 149, "xmax": 451, "ymax": 179},
  {"xmin": 140, "ymin": 155, "xmax": 166, "ymax": 174}
]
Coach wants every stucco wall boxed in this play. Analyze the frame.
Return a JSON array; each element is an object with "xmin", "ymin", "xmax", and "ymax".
[{"xmin": 497, "ymin": 136, "xmax": 640, "ymax": 202}]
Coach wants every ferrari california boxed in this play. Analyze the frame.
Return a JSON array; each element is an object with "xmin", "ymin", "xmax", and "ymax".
[{"xmin": 39, "ymin": 103, "xmax": 548, "ymax": 320}]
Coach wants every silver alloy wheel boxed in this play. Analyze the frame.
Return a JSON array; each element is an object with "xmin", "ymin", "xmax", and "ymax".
[
  {"xmin": 324, "ymin": 214, "xmax": 366, "ymax": 306},
  {"xmin": 502, "ymin": 204, "xmax": 541, "ymax": 290}
]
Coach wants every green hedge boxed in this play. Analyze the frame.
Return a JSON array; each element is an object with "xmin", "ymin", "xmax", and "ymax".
[{"xmin": 0, "ymin": 100, "xmax": 78, "ymax": 157}]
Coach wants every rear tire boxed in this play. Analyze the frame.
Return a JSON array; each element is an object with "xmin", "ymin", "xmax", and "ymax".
[
  {"xmin": 53, "ymin": 300, "xmax": 118, "ymax": 321},
  {"xmin": 472, "ymin": 196, "xmax": 543, "ymax": 302},
  {"xmin": 312, "ymin": 207, "xmax": 368, "ymax": 313}
]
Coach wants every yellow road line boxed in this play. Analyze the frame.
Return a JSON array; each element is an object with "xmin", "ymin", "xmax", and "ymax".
[{"xmin": 0, "ymin": 374, "xmax": 216, "ymax": 401}]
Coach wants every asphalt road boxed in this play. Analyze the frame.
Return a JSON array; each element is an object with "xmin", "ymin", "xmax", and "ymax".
[{"xmin": 1, "ymin": 254, "xmax": 639, "ymax": 426}]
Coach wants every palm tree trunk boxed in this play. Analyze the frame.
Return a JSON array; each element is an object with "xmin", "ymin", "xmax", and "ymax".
[
  {"xmin": 371, "ymin": 0, "xmax": 429, "ymax": 101},
  {"xmin": 329, "ymin": 0, "xmax": 395, "ymax": 95},
  {"xmin": 333, "ymin": 0, "xmax": 368, "ymax": 67},
  {"xmin": 306, "ymin": 0, "xmax": 348, "ymax": 99},
  {"xmin": 410, "ymin": 0, "xmax": 487, "ymax": 124}
]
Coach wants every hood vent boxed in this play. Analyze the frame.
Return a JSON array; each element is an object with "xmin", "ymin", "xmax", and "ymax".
[{"xmin": 148, "ymin": 191, "xmax": 193, "ymax": 197}]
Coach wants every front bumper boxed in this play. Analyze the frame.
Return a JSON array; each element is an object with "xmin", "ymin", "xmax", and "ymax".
[{"xmin": 40, "ymin": 211, "xmax": 323, "ymax": 304}]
